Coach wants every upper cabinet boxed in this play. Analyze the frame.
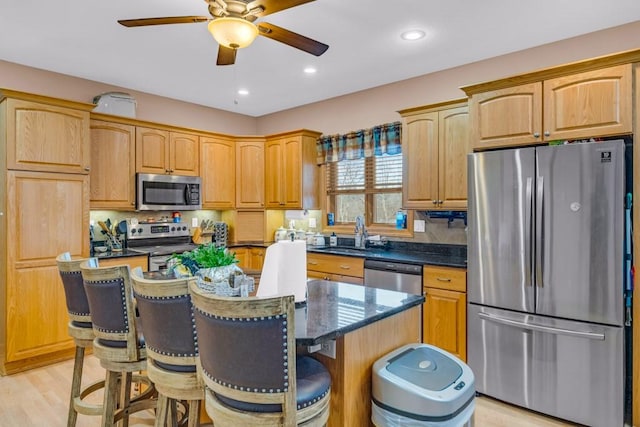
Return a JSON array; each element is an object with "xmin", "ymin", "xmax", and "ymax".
[
  {"xmin": 399, "ymin": 100, "xmax": 469, "ymax": 210},
  {"xmin": 465, "ymin": 64, "xmax": 632, "ymax": 150},
  {"xmin": 90, "ymin": 119, "xmax": 136, "ymax": 210},
  {"xmin": 236, "ymin": 137, "xmax": 265, "ymax": 209},
  {"xmin": 136, "ymin": 126, "xmax": 200, "ymax": 176},
  {"xmin": 201, "ymin": 135, "xmax": 235, "ymax": 209},
  {"xmin": 1, "ymin": 90, "xmax": 92, "ymax": 174},
  {"xmin": 265, "ymin": 130, "xmax": 321, "ymax": 209}
]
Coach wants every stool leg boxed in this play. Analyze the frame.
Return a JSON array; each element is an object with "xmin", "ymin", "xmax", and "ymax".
[
  {"xmin": 102, "ymin": 370, "xmax": 120, "ymax": 427},
  {"xmin": 67, "ymin": 345, "xmax": 84, "ymax": 427},
  {"xmin": 118, "ymin": 372, "xmax": 133, "ymax": 427},
  {"xmin": 187, "ymin": 399, "xmax": 201, "ymax": 427},
  {"xmin": 154, "ymin": 394, "xmax": 169, "ymax": 427},
  {"xmin": 168, "ymin": 399, "xmax": 178, "ymax": 427}
]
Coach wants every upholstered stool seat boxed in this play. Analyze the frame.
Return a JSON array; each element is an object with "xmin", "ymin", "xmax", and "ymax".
[
  {"xmin": 80, "ymin": 260, "xmax": 156, "ymax": 427},
  {"xmin": 56, "ymin": 253, "xmax": 105, "ymax": 427},
  {"xmin": 190, "ymin": 282, "xmax": 331, "ymax": 427},
  {"xmin": 130, "ymin": 268, "xmax": 204, "ymax": 427}
]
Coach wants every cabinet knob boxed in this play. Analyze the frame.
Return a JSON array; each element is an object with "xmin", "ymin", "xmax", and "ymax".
[
  {"xmin": 84, "ymin": 166, "xmax": 91, "ymax": 171},
  {"xmin": 432, "ymin": 200, "xmax": 438, "ymax": 205},
  {"xmin": 438, "ymin": 200, "xmax": 443, "ymax": 205},
  {"xmin": 544, "ymin": 131, "xmax": 550, "ymax": 137},
  {"xmin": 533, "ymin": 132, "xmax": 540, "ymax": 138}
]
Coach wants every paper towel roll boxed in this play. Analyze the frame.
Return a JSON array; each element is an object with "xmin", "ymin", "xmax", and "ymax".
[{"xmin": 257, "ymin": 240, "xmax": 308, "ymax": 303}]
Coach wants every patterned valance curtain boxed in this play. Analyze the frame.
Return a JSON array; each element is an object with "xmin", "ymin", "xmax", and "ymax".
[{"xmin": 316, "ymin": 121, "xmax": 402, "ymax": 164}]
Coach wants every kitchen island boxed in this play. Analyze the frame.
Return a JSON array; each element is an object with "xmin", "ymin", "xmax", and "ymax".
[{"xmin": 298, "ymin": 280, "xmax": 424, "ymax": 427}]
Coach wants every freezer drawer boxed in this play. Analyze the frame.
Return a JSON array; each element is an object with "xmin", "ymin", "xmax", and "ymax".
[{"xmin": 467, "ymin": 304, "xmax": 624, "ymax": 427}]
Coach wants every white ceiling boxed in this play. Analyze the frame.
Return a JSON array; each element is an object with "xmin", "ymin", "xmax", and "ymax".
[{"xmin": 2, "ymin": 1, "xmax": 640, "ymax": 117}]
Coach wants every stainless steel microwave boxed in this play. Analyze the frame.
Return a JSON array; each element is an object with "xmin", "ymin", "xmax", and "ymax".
[{"xmin": 136, "ymin": 173, "xmax": 201, "ymax": 211}]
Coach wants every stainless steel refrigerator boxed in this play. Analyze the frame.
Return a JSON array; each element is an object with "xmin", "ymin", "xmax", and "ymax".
[{"xmin": 467, "ymin": 140, "xmax": 626, "ymax": 427}]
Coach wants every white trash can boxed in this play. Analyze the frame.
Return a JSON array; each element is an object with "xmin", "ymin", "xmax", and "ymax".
[{"xmin": 372, "ymin": 343, "xmax": 475, "ymax": 427}]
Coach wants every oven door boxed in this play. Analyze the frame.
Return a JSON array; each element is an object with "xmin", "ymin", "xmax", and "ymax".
[{"xmin": 137, "ymin": 173, "xmax": 201, "ymax": 211}]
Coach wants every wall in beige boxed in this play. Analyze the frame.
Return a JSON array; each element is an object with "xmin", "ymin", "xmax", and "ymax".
[
  {"xmin": 256, "ymin": 20, "xmax": 640, "ymax": 135},
  {"xmin": 0, "ymin": 59, "xmax": 258, "ymax": 135}
]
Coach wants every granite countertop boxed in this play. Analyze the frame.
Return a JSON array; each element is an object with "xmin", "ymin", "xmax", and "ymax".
[
  {"xmin": 295, "ymin": 279, "xmax": 424, "ymax": 346},
  {"xmin": 91, "ymin": 248, "xmax": 150, "ymax": 259},
  {"xmin": 306, "ymin": 243, "xmax": 467, "ymax": 268}
]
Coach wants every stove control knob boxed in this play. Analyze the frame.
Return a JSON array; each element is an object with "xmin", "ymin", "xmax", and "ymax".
[
  {"xmin": 171, "ymin": 227, "xmax": 176, "ymax": 232},
  {"xmin": 137, "ymin": 228, "xmax": 143, "ymax": 234},
  {"xmin": 182, "ymin": 226, "xmax": 187, "ymax": 231},
  {"xmin": 131, "ymin": 229, "xmax": 136, "ymax": 234}
]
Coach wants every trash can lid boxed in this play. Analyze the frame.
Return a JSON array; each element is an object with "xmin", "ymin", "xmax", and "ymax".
[{"xmin": 386, "ymin": 346, "xmax": 462, "ymax": 392}]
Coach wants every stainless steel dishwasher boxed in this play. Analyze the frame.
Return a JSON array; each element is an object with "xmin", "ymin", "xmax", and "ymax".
[{"xmin": 363, "ymin": 259, "xmax": 423, "ymax": 294}]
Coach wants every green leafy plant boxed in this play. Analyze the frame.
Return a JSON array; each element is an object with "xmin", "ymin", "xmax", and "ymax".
[{"xmin": 170, "ymin": 244, "xmax": 238, "ymax": 276}]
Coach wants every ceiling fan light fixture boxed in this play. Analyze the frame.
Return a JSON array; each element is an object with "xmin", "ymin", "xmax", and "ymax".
[
  {"xmin": 401, "ymin": 29, "xmax": 426, "ymax": 41},
  {"xmin": 208, "ymin": 17, "xmax": 259, "ymax": 49}
]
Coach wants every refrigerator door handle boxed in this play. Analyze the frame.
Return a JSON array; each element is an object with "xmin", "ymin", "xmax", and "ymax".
[
  {"xmin": 477, "ymin": 312, "xmax": 605, "ymax": 340},
  {"xmin": 525, "ymin": 177, "xmax": 533, "ymax": 287},
  {"xmin": 535, "ymin": 175, "xmax": 544, "ymax": 288}
]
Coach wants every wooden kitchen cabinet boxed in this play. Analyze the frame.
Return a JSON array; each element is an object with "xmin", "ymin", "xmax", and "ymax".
[
  {"xmin": 201, "ymin": 135, "xmax": 235, "ymax": 209},
  {"xmin": 97, "ymin": 255, "xmax": 148, "ymax": 272},
  {"xmin": 265, "ymin": 130, "xmax": 322, "ymax": 209},
  {"xmin": 1, "ymin": 89, "xmax": 92, "ymax": 174},
  {"xmin": 235, "ymin": 137, "xmax": 265, "ymax": 209},
  {"xmin": 399, "ymin": 100, "xmax": 469, "ymax": 210},
  {"xmin": 136, "ymin": 126, "xmax": 200, "ymax": 176},
  {"xmin": 228, "ymin": 246, "xmax": 265, "ymax": 271},
  {"xmin": 307, "ymin": 253, "xmax": 364, "ymax": 284},
  {"xmin": 422, "ymin": 265, "xmax": 466, "ymax": 361},
  {"xmin": 3, "ymin": 171, "xmax": 90, "ymax": 374},
  {"xmin": 89, "ymin": 119, "xmax": 136, "ymax": 209},
  {"xmin": 467, "ymin": 64, "xmax": 632, "ymax": 150}
]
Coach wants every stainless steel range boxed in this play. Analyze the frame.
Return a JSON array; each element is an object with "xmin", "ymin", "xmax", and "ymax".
[{"xmin": 127, "ymin": 221, "xmax": 198, "ymax": 271}]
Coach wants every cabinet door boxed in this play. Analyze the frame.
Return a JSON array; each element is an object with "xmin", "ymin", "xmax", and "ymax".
[
  {"xmin": 6, "ymin": 171, "xmax": 89, "ymax": 363},
  {"xmin": 282, "ymin": 137, "xmax": 302, "ymax": 207},
  {"xmin": 249, "ymin": 247, "xmax": 265, "ymax": 270},
  {"xmin": 230, "ymin": 248, "xmax": 248, "ymax": 269},
  {"xmin": 236, "ymin": 139, "xmax": 265, "ymax": 209},
  {"xmin": 265, "ymin": 139, "xmax": 284, "ymax": 207},
  {"xmin": 438, "ymin": 106, "xmax": 469, "ymax": 210},
  {"xmin": 544, "ymin": 64, "xmax": 632, "ymax": 141},
  {"xmin": 201, "ymin": 136, "xmax": 235, "ymax": 209},
  {"xmin": 6, "ymin": 99, "xmax": 90, "ymax": 174},
  {"xmin": 402, "ymin": 111, "xmax": 439, "ymax": 209},
  {"xmin": 136, "ymin": 127, "xmax": 170, "ymax": 174},
  {"xmin": 170, "ymin": 132, "xmax": 200, "ymax": 176},
  {"xmin": 470, "ymin": 82, "xmax": 543, "ymax": 150},
  {"xmin": 90, "ymin": 120, "xmax": 136, "ymax": 209},
  {"xmin": 423, "ymin": 287, "xmax": 466, "ymax": 362}
]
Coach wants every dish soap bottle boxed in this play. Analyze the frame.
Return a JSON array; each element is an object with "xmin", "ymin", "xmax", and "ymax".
[{"xmin": 329, "ymin": 232, "xmax": 338, "ymax": 247}]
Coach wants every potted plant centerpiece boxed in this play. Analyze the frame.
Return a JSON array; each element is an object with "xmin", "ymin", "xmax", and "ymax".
[{"xmin": 169, "ymin": 243, "xmax": 242, "ymax": 294}]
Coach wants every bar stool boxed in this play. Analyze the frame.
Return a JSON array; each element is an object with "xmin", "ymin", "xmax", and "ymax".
[
  {"xmin": 56, "ymin": 253, "xmax": 105, "ymax": 427},
  {"xmin": 130, "ymin": 268, "xmax": 204, "ymax": 427},
  {"xmin": 80, "ymin": 259, "xmax": 156, "ymax": 427},
  {"xmin": 189, "ymin": 282, "xmax": 331, "ymax": 427}
]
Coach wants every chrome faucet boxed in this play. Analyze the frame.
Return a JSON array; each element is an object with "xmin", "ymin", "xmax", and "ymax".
[{"xmin": 354, "ymin": 216, "xmax": 367, "ymax": 248}]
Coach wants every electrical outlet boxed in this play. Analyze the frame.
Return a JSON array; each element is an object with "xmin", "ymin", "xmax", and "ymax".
[
  {"xmin": 414, "ymin": 219, "xmax": 426, "ymax": 232},
  {"xmin": 308, "ymin": 218, "xmax": 317, "ymax": 228},
  {"xmin": 318, "ymin": 340, "xmax": 336, "ymax": 359},
  {"xmin": 191, "ymin": 217, "xmax": 199, "ymax": 228}
]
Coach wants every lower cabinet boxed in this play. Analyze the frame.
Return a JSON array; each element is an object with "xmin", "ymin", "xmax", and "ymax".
[
  {"xmin": 229, "ymin": 246, "xmax": 265, "ymax": 271},
  {"xmin": 307, "ymin": 253, "xmax": 364, "ymax": 285},
  {"xmin": 422, "ymin": 265, "xmax": 467, "ymax": 362}
]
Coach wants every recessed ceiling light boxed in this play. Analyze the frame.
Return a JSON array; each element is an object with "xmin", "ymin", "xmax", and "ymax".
[
  {"xmin": 304, "ymin": 67, "xmax": 317, "ymax": 74},
  {"xmin": 237, "ymin": 89, "xmax": 249, "ymax": 96},
  {"xmin": 401, "ymin": 29, "xmax": 426, "ymax": 41}
]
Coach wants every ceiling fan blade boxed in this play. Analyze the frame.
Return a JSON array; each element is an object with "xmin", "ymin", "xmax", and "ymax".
[
  {"xmin": 217, "ymin": 46, "xmax": 237, "ymax": 66},
  {"xmin": 118, "ymin": 16, "xmax": 209, "ymax": 27},
  {"xmin": 246, "ymin": 0, "xmax": 315, "ymax": 18},
  {"xmin": 257, "ymin": 22, "xmax": 328, "ymax": 56}
]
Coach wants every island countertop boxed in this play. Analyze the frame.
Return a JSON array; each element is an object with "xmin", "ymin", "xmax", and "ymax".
[{"xmin": 295, "ymin": 279, "xmax": 424, "ymax": 346}]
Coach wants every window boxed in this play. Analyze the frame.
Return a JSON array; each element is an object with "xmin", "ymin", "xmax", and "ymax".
[{"xmin": 326, "ymin": 153, "xmax": 404, "ymax": 228}]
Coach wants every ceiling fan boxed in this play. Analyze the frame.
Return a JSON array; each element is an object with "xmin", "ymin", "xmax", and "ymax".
[{"xmin": 118, "ymin": 0, "xmax": 329, "ymax": 66}]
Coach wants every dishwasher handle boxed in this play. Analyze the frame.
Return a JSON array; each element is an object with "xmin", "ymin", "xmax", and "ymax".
[{"xmin": 363, "ymin": 259, "xmax": 422, "ymax": 275}]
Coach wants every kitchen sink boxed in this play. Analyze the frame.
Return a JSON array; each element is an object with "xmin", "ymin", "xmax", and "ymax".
[{"xmin": 312, "ymin": 246, "xmax": 370, "ymax": 255}]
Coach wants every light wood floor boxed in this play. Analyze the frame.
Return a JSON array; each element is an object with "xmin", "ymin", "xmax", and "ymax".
[{"xmin": 0, "ymin": 354, "xmax": 577, "ymax": 426}]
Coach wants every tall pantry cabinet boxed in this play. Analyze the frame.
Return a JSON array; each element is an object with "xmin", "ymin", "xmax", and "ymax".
[{"xmin": 0, "ymin": 89, "xmax": 92, "ymax": 374}]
